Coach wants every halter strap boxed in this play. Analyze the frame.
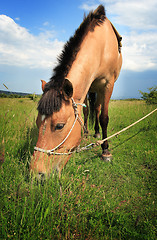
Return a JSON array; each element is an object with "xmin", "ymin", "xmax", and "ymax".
[{"xmin": 34, "ymin": 98, "xmax": 86, "ymax": 155}]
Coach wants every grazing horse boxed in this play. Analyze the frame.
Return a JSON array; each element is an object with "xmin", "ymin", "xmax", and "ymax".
[{"xmin": 30, "ymin": 5, "xmax": 122, "ymax": 176}]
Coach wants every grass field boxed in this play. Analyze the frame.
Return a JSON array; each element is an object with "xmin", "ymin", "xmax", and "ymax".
[{"xmin": 0, "ymin": 98, "xmax": 156, "ymax": 239}]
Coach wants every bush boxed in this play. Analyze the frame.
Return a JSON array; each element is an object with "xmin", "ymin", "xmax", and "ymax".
[
  {"xmin": 0, "ymin": 93, "xmax": 22, "ymax": 98},
  {"xmin": 0, "ymin": 93, "xmax": 7, "ymax": 98},
  {"xmin": 139, "ymin": 86, "xmax": 157, "ymax": 104},
  {"xmin": 0, "ymin": 93, "xmax": 39, "ymax": 100}
]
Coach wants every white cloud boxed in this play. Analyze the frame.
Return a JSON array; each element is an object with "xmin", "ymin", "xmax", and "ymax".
[
  {"xmin": 105, "ymin": 0, "xmax": 157, "ymax": 30},
  {"xmin": 122, "ymin": 32, "xmax": 157, "ymax": 71},
  {"xmin": 80, "ymin": 3, "xmax": 99, "ymax": 11},
  {"xmin": 80, "ymin": 0, "xmax": 157, "ymax": 71},
  {"xmin": 1, "ymin": 0, "xmax": 157, "ymax": 73},
  {"xmin": 0, "ymin": 15, "xmax": 64, "ymax": 69},
  {"xmin": 43, "ymin": 21, "xmax": 49, "ymax": 26}
]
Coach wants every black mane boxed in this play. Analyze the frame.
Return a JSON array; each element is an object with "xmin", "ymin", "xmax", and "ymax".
[
  {"xmin": 38, "ymin": 5, "xmax": 106, "ymax": 116},
  {"xmin": 52, "ymin": 5, "xmax": 106, "ymax": 80}
]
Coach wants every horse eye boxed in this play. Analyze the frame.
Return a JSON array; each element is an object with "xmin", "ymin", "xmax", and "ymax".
[{"xmin": 55, "ymin": 123, "xmax": 65, "ymax": 131}]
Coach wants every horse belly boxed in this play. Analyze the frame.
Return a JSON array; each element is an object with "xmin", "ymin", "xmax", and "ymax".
[{"xmin": 89, "ymin": 78, "xmax": 107, "ymax": 93}]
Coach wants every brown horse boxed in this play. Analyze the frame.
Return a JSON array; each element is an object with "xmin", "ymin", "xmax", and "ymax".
[{"xmin": 30, "ymin": 5, "xmax": 122, "ymax": 176}]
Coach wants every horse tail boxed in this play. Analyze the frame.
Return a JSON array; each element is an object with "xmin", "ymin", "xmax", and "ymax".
[{"xmin": 88, "ymin": 92, "xmax": 96, "ymax": 124}]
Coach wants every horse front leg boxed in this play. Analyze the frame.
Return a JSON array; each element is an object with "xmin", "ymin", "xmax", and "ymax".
[
  {"xmin": 99, "ymin": 80, "xmax": 114, "ymax": 161},
  {"xmin": 100, "ymin": 113, "xmax": 111, "ymax": 160}
]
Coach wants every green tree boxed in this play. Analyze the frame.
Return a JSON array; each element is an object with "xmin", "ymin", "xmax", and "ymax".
[{"xmin": 139, "ymin": 86, "xmax": 157, "ymax": 104}]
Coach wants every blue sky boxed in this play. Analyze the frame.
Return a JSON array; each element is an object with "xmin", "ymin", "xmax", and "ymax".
[{"xmin": 0, "ymin": 0, "xmax": 157, "ymax": 98}]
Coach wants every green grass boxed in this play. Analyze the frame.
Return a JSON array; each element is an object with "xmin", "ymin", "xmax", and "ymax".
[{"xmin": 0, "ymin": 98, "xmax": 156, "ymax": 239}]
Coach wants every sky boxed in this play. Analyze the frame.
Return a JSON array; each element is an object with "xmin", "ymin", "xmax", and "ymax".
[{"xmin": 0, "ymin": 0, "xmax": 157, "ymax": 99}]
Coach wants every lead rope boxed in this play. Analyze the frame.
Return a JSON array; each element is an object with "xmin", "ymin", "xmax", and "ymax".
[{"xmin": 76, "ymin": 107, "xmax": 157, "ymax": 153}]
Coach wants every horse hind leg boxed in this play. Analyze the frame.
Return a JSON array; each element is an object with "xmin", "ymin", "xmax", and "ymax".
[
  {"xmin": 94, "ymin": 102, "xmax": 101, "ymax": 139},
  {"xmin": 88, "ymin": 92, "xmax": 101, "ymax": 138}
]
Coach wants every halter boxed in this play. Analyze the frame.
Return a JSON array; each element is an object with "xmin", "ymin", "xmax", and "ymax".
[{"xmin": 34, "ymin": 98, "xmax": 86, "ymax": 155}]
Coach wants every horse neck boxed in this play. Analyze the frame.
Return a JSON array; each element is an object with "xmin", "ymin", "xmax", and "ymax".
[{"xmin": 66, "ymin": 31, "xmax": 100, "ymax": 103}]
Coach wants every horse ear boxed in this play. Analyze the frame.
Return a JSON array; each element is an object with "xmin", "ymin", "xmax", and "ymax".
[
  {"xmin": 41, "ymin": 80, "xmax": 47, "ymax": 92},
  {"xmin": 62, "ymin": 79, "xmax": 73, "ymax": 100}
]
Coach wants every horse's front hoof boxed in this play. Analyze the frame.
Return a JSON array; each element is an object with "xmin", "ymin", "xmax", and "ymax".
[
  {"xmin": 101, "ymin": 155, "xmax": 112, "ymax": 162},
  {"xmin": 101, "ymin": 150, "xmax": 112, "ymax": 162}
]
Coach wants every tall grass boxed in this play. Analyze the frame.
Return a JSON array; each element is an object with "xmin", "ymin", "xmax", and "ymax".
[{"xmin": 0, "ymin": 99, "xmax": 156, "ymax": 239}]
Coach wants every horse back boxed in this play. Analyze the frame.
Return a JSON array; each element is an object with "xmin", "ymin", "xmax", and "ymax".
[{"xmin": 89, "ymin": 18, "xmax": 122, "ymax": 93}]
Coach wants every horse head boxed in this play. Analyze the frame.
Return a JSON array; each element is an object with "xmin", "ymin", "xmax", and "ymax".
[{"xmin": 30, "ymin": 79, "xmax": 83, "ymax": 177}]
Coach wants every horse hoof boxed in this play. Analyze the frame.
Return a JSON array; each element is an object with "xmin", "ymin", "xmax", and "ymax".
[
  {"xmin": 94, "ymin": 133, "xmax": 101, "ymax": 138},
  {"xmin": 101, "ymin": 155, "xmax": 112, "ymax": 162},
  {"xmin": 101, "ymin": 151, "xmax": 112, "ymax": 162}
]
